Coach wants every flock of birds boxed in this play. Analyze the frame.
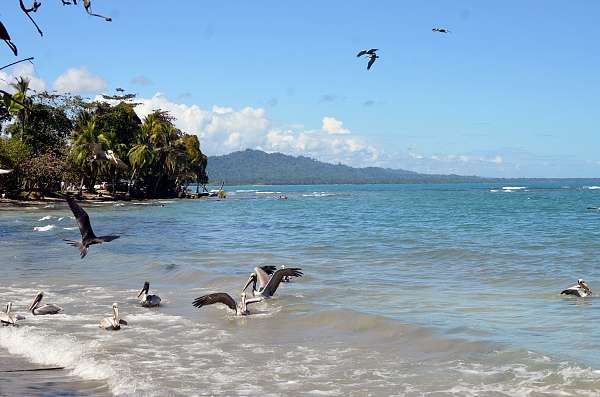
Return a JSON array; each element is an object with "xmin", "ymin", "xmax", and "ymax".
[
  {"xmin": 0, "ymin": 197, "xmax": 304, "ymax": 329},
  {"xmin": 356, "ymin": 27, "xmax": 450, "ymax": 70}
]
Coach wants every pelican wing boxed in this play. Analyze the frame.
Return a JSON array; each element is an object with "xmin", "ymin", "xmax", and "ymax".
[
  {"xmin": 356, "ymin": 50, "xmax": 367, "ymax": 57},
  {"xmin": 94, "ymin": 235, "xmax": 120, "ymax": 243},
  {"xmin": 67, "ymin": 197, "xmax": 96, "ymax": 240},
  {"xmin": 35, "ymin": 304, "xmax": 62, "ymax": 315},
  {"xmin": 262, "ymin": 268, "xmax": 303, "ymax": 297},
  {"xmin": 367, "ymin": 56, "xmax": 377, "ymax": 70},
  {"xmin": 561, "ymin": 285, "xmax": 584, "ymax": 296},
  {"xmin": 367, "ymin": 48, "xmax": 378, "ymax": 54},
  {"xmin": 0, "ymin": 22, "xmax": 10, "ymax": 41},
  {"xmin": 193, "ymin": 293, "xmax": 237, "ymax": 311},
  {"xmin": 260, "ymin": 265, "xmax": 277, "ymax": 275}
]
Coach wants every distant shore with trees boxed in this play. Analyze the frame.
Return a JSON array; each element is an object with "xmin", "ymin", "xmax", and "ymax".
[{"xmin": 0, "ymin": 80, "xmax": 208, "ymax": 202}]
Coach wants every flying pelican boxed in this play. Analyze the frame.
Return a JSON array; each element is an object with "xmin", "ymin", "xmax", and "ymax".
[
  {"xmin": 0, "ymin": 302, "xmax": 17, "ymax": 326},
  {"xmin": 64, "ymin": 196, "xmax": 120, "ymax": 258},
  {"xmin": 561, "ymin": 279, "xmax": 592, "ymax": 297},
  {"xmin": 99, "ymin": 303, "xmax": 128, "ymax": 330},
  {"xmin": 137, "ymin": 281, "xmax": 161, "ymax": 307},
  {"xmin": 28, "ymin": 292, "xmax": 62, "ymax": 315},
  {"xmin": 356, "ymin": 48, "xmax": 379, "ymax": 70},
  {"xmin": 242, "ymin": 266, "xmax": 303, "ymax": 299},
  {"xmin": 192, "ymin": 292, "xmax": 262, "ymax": 316},
  {"xmin": 432, "ymin": 27, "xmax": 450, "ymax": 33},
  {"xmin": 0, "ymin": 21, "xmax": 17, "ymax": 56}
]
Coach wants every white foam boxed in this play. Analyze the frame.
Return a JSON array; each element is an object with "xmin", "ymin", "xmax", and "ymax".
[
  {"xmin": 235, "ymin": 189, "xmax": 258, "ymax": 193},
  {"xmin": 502, "ymin": 186, "xmax": 526, "ymax": 191},
  {"xmin": 33, "ymin": 224, "xmax": 55, "ymax": 232},
  {"xmin": 256, "ymin": 191, "xmax": 281, "ymax": 194},
  {"xmin": 37, "ymin": 215, "xmax": 52, "ymax": 221},
  {"xmin": 585, "ymin": 186, "xmax": 600, "ymax": 190},
  {"xmin": 302, "ymin": 192, "xmax": 336, "ymax": 197}
]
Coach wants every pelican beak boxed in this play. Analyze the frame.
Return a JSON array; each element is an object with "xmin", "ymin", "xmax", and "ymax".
[
  {"xmin": 138, "ymin": 282, "xmax": 150, "ymax": 298},
  {"xmin": 242, "ymin": 274, "xmax": 255, "ymax": 293},
  {"xmin": 113, "ymin": 304, "xmax": 119, "ymax": 321},
  {"xmin": 28, "ymin": 293, "xmax": 42, "ymax": 312}
]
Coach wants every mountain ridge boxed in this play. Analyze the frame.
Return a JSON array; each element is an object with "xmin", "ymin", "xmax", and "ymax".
[{"xmin": 206, "ymin": 149, "xmax": 489, "ymax": 184}]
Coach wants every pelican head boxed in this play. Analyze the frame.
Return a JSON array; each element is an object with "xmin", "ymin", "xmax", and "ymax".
[
  {"xmin": 243, "ymin": 273, "xmax": 257, "ymax": 293},
  {"xmin": 28, "ymin": 291, "xmax": 44, "ymax": 312},
  {"xmin": 578, "ymin": 279, "xmax": 592, "ymax": 294},
  {"xmin": 138, "ymin": 281, "xmax": 150, "ymax": 298},
  {"xmin": 112, "ymin": 302, "xmax": 119, "ymax": 320}
]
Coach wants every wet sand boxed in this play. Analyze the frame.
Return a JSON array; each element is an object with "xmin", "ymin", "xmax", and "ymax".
[{"xmin": 0, "ymin": 347, "xmax": 110, "ymax": 397}]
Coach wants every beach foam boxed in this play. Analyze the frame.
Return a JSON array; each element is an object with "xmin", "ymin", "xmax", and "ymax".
[{"xmin": 33, "ymin": 224, "xmax": 55, "ymax": 232}]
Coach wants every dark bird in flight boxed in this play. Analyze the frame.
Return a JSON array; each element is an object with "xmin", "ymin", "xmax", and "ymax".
[
  {"xmin": 432, "ymin": 27, "xmax": 450, "ymax": 33},
  {"xmin": 356, "ymin": 48, "xmax": 379, "ymax": 70},
  {"xmin": 0, "ymin": 21, "xmax": 18, "ymax": 56},
  {"xmin": 64, "ymin": 196, "xmax": 120, "ymax": 258}
]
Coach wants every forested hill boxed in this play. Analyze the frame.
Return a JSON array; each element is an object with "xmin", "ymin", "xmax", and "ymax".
[{"xmin": 206, "ymin": 149, "xmax": 487, "ymax": 184}]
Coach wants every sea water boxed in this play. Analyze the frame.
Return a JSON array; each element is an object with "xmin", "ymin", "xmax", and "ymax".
[{"xmin": 1, "ymin": 182, "xmax": 600, "ymax": 396}]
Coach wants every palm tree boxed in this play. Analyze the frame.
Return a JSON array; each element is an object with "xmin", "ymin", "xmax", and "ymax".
[
  {"xmin": 71, "ymin": 113, "xmax": 104, "ymax": 194},
  {"xmin": 8, "ymin": 76, "xmax": 30, "ymax": 139}
]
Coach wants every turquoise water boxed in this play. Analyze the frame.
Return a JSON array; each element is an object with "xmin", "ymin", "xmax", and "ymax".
[{"xmin": 1, "ymin": 182, "xmax": 600, "ymax": 396}]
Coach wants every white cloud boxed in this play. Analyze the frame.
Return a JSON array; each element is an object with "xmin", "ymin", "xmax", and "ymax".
[
  {"xmin": 0, "ymin": 63, "xmax": 47, "ymax": 93},
  {"xmin": 321, "ymin": 116, "xmax": 350, "ymax": 134},
  {"xmin": 53, "ymin": 67, "xmax": 107, "ymax": 94},
  {"xmin": 123, "ymin": 93, "xmax": 380, "ymax": 166}
]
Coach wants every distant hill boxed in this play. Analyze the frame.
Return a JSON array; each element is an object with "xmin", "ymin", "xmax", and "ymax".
[{"xmin": 206, "ymin": 149, "xmax": 488, "ymax": 184}]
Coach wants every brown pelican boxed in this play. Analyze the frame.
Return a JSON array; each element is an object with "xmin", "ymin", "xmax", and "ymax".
[
  {"xmin": 28, "ymin": 292, "xmax": 62, "ymax": 315},
  {"xmin": 356, "ymin": 48, "xmax": 379, "ymax": 70},
  {"xmin": 192, "ymin": 292, "xmax": 262, "ymax": 316},
  {"xmin": 432, "ymin": 27, "xmax": 450, "ymax": 33},
  {"xmin": 137, "ymin": 281, "xmax": 161, "ymax": 307},
  {"xmin": 242, "ymin": 266, "xmax": 303, "ymax": 299},
  {"xmin": 561, "ymin": 279, "xmax": 592, "ymax": 297},
  {"xmin": 64, "ymin": 196, "xmax": 120, "ymax": 258},
  {"xmin": 99, "ymin": 303, "xmax": 128, "ymax": 330},
  {"xmin": 0, "ymin": 302, "xmax": 17, "ymax": 326}
]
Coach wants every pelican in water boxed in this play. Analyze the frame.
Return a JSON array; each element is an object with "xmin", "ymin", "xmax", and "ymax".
[
  {"xmin": 561, "ymin": 279, "xmax": 592, "ymax": 297},
  {"xmin": 242, "ymin": 266, "xmax": 303, "ymax": 299},
  {"xmin": 192, "ymin": 292, "xmax": 262, "ymax": 316},
  {"xmin": 0, "ymin": 302, "xmax": 17, "ymax": 326},
  {"xmin": 28, "ymin": 292, "xmax": 62, "ymax": 315},
  {"xmin": 137, "ymin": 281, "xmax": 161, "ymax": 307},
  {"xmin": 64, "ymin": 196, "xmax": 120, "ymax": 258},
  {"xmin": 99, "ymin": 303, "xmax": 128, "ymax": 330}
]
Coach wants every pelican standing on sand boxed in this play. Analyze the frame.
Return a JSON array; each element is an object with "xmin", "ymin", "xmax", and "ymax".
[
  {"xmin": 99, "ymin": 303, "xmax": 128, "ymax": 330},
  {"xmin": 138, "ymin": 281, "xmax": 161, "ymax": 307},
  {"xmin": 0, "ymin": 302, "xmax": 17, "ymax": 326},
  {"xmin": 64, "ymin": 196, "xmax": 120, "ymax": 258},
  {"xmin": 28, "ymin": 292, "xmax": 62, "ymax": 315},
  {"xmin": 243, "ymin": 266, "xmax": 303, "ymax": 299},
  {"xmin": 561, "ymin": 279, "xmax": 592, "ymax": 297},
  {"xmin": 192, "ymin": 292, "xmax": 262, "ymax": 316}
]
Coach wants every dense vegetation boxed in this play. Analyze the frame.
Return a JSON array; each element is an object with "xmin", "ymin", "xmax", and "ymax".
[
  {"xmin": 0, "ymin": 79, "xmax": 208, "ymax": 199},
  {"xmin": 207, "ymin": 149, "xmax": 488, "ymax": 185}
]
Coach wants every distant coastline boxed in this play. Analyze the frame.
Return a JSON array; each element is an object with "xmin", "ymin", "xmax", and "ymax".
[{"xmin": 206, "ymin": 149, "xmax": 600, "ymax": 185}]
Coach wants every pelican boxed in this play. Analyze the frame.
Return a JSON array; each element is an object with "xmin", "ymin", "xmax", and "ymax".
[
  {"xmin": 137, "ymin": 281, "xmax": 161, "ymax": 307},
  {"xmin": 28, "ymin": 292, "xmax": 62, "ymax": 315},
  {"xmin": 356, "ymin": 48, "xmax": 379, "ymax": 70},
  {"xmin": 0, "ymin": 302, "xmax": 17, "ymax": 326},
  {"xmin": 432, "ymin": 27, "xmax": 450, "ymax": 33},
  {"xmin": 99, "ymin": 303, "xmax": 128, "ymax": 330},
  {"xmin": 561, "ymin": 279, "xmax": 592, "ymax": 297},
  {"xmin": 64, "ymin": 196, "xmax": 120, "ymax": 258},
  {"xmin": 192, "ymin": 292, "xmax": 262, "ymax": 316},
  {"xmin": 242, "ymin": 266, "xmax": 303, "ymax": 299}
]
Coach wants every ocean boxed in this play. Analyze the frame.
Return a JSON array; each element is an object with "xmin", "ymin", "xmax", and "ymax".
[{"xmin": 1, "ymin": 182, "xmax": 600, "ymax": 396}]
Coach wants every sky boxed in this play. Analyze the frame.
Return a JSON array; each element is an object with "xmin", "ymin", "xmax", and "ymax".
[{"xmin": 1, "ymin": 0, "xmax": 599, "ymax": 177}]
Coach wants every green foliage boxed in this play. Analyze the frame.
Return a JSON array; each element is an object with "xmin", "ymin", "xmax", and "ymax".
[{"xmin": 0, "ymin": 82, "xmax": 208, "ymax": 199}]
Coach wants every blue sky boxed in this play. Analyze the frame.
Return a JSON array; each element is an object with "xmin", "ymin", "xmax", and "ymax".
[{"xmin": 2, "ymin": 1, "xmax": 599, "ymax": 177}]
